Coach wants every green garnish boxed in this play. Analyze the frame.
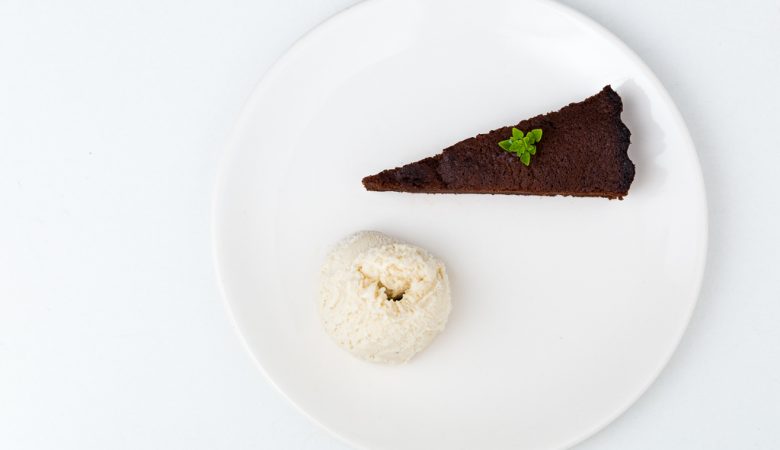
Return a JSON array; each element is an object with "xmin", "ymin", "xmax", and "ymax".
[{"xmin": 498, "ymin": 127, "xmax": 543, "ymax": 166}]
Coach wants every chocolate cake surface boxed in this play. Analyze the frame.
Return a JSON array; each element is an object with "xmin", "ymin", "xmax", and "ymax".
[{"xmin": 362, "ymin": 86, "xmax": 634, "ymax": 199}]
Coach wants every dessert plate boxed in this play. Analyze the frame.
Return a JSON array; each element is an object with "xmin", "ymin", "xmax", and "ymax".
[{"xmin": 212, "ymin": 0, "xmax": 707, "ymax": 448}]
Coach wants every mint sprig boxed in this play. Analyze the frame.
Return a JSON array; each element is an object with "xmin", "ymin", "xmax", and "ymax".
[{"xmin": 498, "ymin": 127, "xmax": 543, "ymax": 166}]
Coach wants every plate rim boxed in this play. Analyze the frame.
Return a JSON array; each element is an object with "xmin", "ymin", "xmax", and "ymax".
[{"xmin": 211, "ymin": 0, "xmax": 709, "ymax": 448}]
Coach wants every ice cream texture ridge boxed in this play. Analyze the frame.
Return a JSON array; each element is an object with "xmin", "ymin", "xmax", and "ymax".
[{"xmin": 318, "ymin": 231, "xmax": 452, "ymax": 364}]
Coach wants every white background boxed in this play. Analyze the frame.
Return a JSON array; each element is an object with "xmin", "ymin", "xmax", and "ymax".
[{"xmin": 1, "ymin": 0, "xmax": 778, "ymax": 449}]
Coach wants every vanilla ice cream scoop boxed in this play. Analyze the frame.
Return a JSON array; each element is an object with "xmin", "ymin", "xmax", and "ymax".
[{"xmin": 319, "ymin": 231, "xmax": 451, "ymax": 364}]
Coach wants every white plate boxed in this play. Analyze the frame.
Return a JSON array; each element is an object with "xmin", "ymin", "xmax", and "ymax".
[{"xmin": 212, "ymin": 0, "xmax": 707, "ymax": 448}]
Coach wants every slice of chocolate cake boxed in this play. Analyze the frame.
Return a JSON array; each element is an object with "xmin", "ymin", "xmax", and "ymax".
[{"xmin": 362, "ymin": 86, "xmax": 634, "ymax": 199}]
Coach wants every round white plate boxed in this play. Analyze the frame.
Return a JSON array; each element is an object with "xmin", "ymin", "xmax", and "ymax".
[{"xmin": 213, "ymin": 0, "xmax": 707, "ymax": 448}]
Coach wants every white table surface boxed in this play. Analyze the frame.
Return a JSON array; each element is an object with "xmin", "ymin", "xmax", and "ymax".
[{"xmin": 1, "ymin": 0, "xmax": 778, "ymax": 449}]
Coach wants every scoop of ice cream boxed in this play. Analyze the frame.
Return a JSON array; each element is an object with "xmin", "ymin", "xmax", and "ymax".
[{"xmin": 319, "ymin": 231, "xmax": 451, "ymax": 364}]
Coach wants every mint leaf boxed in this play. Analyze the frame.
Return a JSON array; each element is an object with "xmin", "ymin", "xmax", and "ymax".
[{"xmin": 498, "ymin": 127, "xmax": 543, "ymax": 165}]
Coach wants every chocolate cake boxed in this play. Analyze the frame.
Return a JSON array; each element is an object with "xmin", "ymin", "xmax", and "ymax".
[{"xmin": 362, "ymin": 86, "xmax": 634, "ymax": 199}]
